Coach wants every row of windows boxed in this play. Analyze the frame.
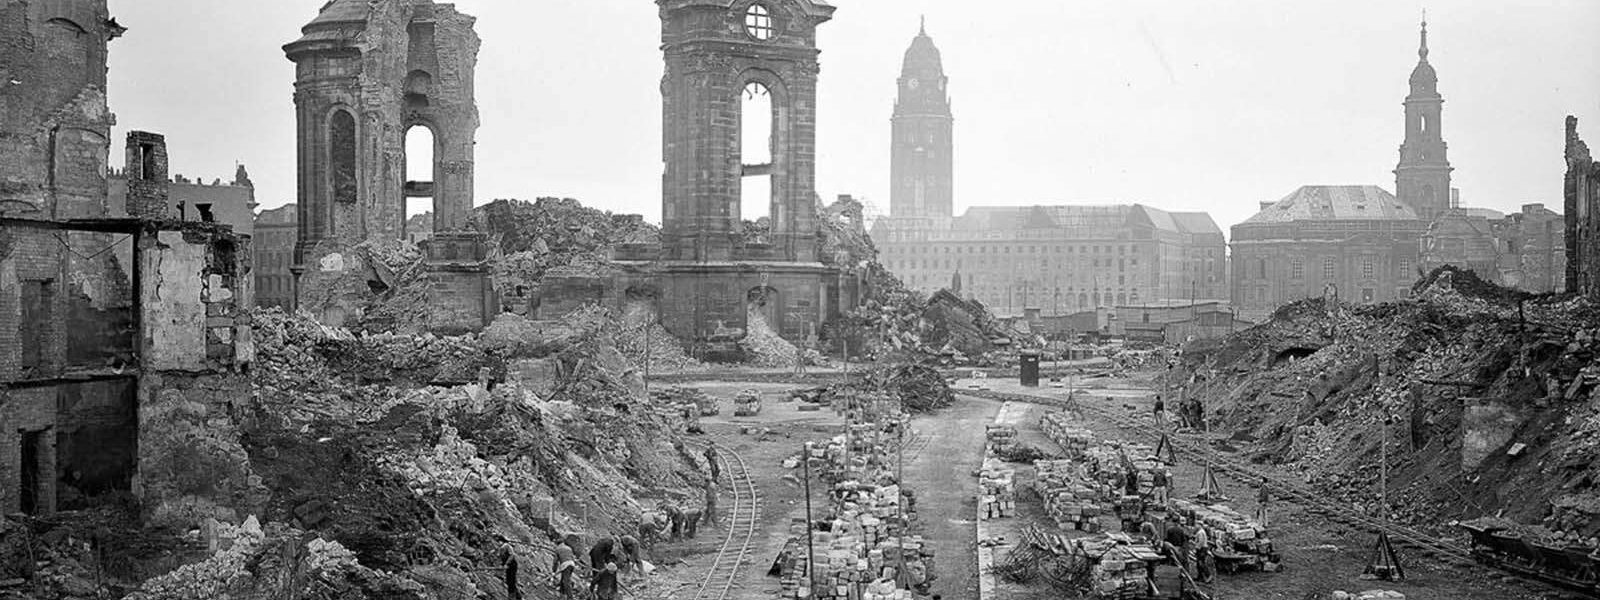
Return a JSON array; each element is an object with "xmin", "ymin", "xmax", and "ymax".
[
  {"xmin": 887, "ymin": 244, "xmax": 1156, "ymax": 255},
  {"xmin": 890, "ymin": 257, "xmax": 1143, "ymax": 270},
  {"xmin": 1252, "ymin": 256, "xmax": 1413, "ymax": 281}
]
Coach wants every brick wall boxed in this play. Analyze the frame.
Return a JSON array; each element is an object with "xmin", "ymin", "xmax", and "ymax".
[{"xmin": 124, "ymin": 131, "xmax": 171, "ymax": 220}]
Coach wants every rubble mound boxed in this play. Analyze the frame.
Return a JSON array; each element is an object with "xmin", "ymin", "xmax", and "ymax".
[
  {"xmin": 1178, "ymin": 275, "xmax": 1600, "ymax": 537},
  {"xmin": 741, "ymin": 304, "xmax": 800, "ymax": 368},
  {"xmin": 28, "ymin": 309, "xmax": 714, "ymax": 600}
]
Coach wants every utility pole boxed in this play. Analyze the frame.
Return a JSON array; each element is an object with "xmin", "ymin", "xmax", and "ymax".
[
  {"xmin": 643, "ymin": 317, "xmax": 651, "ymax": 397},
  {"xmin": 802, "ymin": 442, "xmax": 817, "ymax": 590}
]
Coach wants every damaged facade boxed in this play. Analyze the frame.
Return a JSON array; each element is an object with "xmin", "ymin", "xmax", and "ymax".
[
  {"xmin": 284, "ymin": 0, "xmax": 493, "ymax": 332},
  {"xmin": 1232, "ymin": 21, "xmax": 1566, "ymax": 321},
  {"xmin": 1569, "ymin": 116, "xmax": 1600, "ymax": 296},
  {"xmin": 547, "ymin": 0, "xmax": 862, "ymax": 360},
  {"xmin": 0, "ymin": 1, "xmax": 252, "ymax": 517},
  {"xmin": 108, "ymin": 163, "xmax": 258, "ymax": 236}
]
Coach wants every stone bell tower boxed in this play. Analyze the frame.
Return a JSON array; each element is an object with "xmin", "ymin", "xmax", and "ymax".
[{"xmin": 646, "ymin": 0, "xmax": 843, "ymax": 359}]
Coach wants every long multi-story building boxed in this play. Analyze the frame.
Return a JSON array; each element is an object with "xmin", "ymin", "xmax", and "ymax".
[
  {"xmin": 877, "ymin": 205, "xmax": 1225, "ymax": 315},
  {"xmin": 871, "ymin": 23, "xmax": 1226, "ymax": 316},
  {"xmin": 108, "ymin": 165, "xmax": 257, "ymax": 237}
]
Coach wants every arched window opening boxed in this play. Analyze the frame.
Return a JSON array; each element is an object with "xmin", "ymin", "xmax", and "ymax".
[
  {"xmin": 740, "ymin": 81, "xmax": 773, "ymax": 225},
  {"xmin": 329, "ymin": 110, "xmax": 358, "ymax": 205},
  {"xmin": 1420, "ymin": 113, "xmax": 1430, "ymax": 139},
  {"xmin": 403, "ymin": 125, "xmax": 435, "ymax": 240}
]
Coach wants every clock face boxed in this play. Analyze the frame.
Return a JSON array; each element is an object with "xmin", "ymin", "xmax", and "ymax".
[{"xmin": 907, "ymin": 78, "xmax": 920, "ymax": 90}]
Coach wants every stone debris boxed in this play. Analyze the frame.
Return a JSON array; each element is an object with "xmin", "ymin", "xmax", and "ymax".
[
  {"xmin": 741, "ymin": 304, "xmax": 801, "ymax": 367},
  {"xmin": 1178, "ymin": 265, "xmax": 1600, "ymax": 534},
  {"xmin": 1332, "ymin": 591, "xmax": 1407, "ymax": 600}
]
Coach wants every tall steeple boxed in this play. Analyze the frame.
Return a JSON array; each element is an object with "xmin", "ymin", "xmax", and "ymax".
[
  {"xmin": 890, "ymin": 20, "xmax": 954, "ymax": 219},
  {"xmin": 1395, "ymin": 16, "xmax": 1452, "ymax": 220}
]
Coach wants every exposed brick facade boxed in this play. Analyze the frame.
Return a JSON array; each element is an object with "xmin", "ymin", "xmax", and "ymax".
[
  {"xmin": 1568, "ymin": 117, "xmax": 1600, "ymax": 296},
  {"xmin": 123, "ymin": 131, "xmax": 171, "ymax": 220},
  {"xmin": 0, "ymin": 2, "xmax": 253, "ymax": 519}
]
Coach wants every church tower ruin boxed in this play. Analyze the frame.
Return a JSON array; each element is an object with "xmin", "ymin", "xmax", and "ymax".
[
  {"xmin": 639, "ymin": 0, "xmax": 845, "ymax": 359},
  {"xmin": 284, "ymin": 0, "xmax": 491, "ymax": 332}
]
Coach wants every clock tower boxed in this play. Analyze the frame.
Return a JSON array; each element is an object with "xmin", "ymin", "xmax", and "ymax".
[{"xmin": 891, "ymin": 19, "xmax": 953, "ymax": 219}]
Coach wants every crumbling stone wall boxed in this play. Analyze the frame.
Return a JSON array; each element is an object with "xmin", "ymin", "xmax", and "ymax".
[{"xmin": 1567, "ymin": 116, "xmax": 1600, "ymax": 296}]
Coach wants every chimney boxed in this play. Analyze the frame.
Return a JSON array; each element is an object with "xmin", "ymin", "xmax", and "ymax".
[{"xmin": 125, "ymin": 131, "xmax": 170, "ymax": 220}]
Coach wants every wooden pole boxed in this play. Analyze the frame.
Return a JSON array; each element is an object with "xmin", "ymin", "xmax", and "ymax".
[{"xmin": 802, "ymin": 442, "xmax": 818, "ymax": 589}]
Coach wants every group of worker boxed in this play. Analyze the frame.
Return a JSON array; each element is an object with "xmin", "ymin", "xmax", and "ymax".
[
  {"xmin": 1152, "ymin": 393, "xmax": 1205, "ymax": 432},
  {"xmin": 1141, "ymin": 515, "xmax": 1216, "ymax": 584},
  {"xmin": 502, "ymin": 446, "xmax": 727, "ymax": 599},
  {"xmin": 496, "ymin": 531, "xmax": 642, "ymax": 600}
]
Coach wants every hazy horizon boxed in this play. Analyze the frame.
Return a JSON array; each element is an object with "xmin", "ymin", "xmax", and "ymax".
[{"xmin": 106, "ymin": 0, "xmax": 1600, "ymax": 235}]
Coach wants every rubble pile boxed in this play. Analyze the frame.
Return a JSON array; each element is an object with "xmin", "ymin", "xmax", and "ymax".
[
  {"xmin": 87, "ymin": 307, "xmax": 715, "ymax": 599},
  {"xmin": 471, "ymin": 197, "xmax": 656, "ymax": 291},
  {"xmin": 1179, "ymin": 265, "xmax": 1600, "ymax": 533},
  {"xmin": 742, "ymin": 304, "xmax": 801, "ymax": 367},
  {"xmin": 922, "ymin": 289, "xmax": 1009, "ymax": 358}
]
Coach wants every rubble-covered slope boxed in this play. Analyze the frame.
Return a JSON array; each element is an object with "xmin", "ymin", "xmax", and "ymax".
[
  {"xmin": 1177, "ymin": 267, "xmax": 1600, "ymax": 535},
  {"xmin": 114, "ymin": 308, "xmax": 710, "ymax": 600}
]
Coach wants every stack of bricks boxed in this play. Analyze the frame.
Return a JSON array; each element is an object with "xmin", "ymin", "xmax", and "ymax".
[
  {"xmin": 1082, "ymin": 442, "xmax": 1167, "ymax": 500},
  {"xmin": 1033, "ymin": 459, "xmax": 1108, "ymax": 532},
  {"xmin": 978, "ymin": 457, "xmax": 1016, "ymax": 519},
  {"xmin": 985, "ymin": 424, "xmax": 1018, "ymax": 454},
  {"xmin": 1081, "ymin": 535, "xmax": 1165, "ymax": 598},
  {"xmin": 1170, "ymin": 499, "xmax": 1275, "ymax": 562},
  {"xmin": 1040, "ymin": 412, "xmax": 1094, "ymax": 457}
]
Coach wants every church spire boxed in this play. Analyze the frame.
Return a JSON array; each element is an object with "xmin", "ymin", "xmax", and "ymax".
[
  {"xmin": 1419, "ymin": 14, "xmax": 1429, "ymax": 61},
  {"xmin": 920, "ymin": 15, "xmax": 926, "ymax": 36}
]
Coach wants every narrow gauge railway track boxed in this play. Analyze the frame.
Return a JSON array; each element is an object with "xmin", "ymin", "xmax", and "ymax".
[
  {"xmin": 691, "ymin": 442, "xmax": 761, "ymax": 600},
  {"xmin": 957, "ymin": 388, "xmax": 1587, "ymax": 598}
]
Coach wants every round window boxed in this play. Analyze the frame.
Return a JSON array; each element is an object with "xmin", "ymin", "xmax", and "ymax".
[{"xmin": 745, "ymin": 4, "xmax": 775, "ymax": 41}]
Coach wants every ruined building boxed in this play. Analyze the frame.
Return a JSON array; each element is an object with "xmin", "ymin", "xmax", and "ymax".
[
  {"xmin": 544, "ymin": 0, "xmax": 860, "ymax": 360},
  {"xmin": 1569, "ymin": 117, "xmax": 1600, "ymax": 296},
  {"xmin": 871, "ymin": 24, "xmax": 1225, "ymax": 314},
  {"xmin": 1232, "ymin": 20, "xmax": 1565, "ymax": 321},
  {"xmin": 284, "ymin": 0, "xmax": 492, "ymax": 332},
  {"xmin": 108, "ymin": 164, "xmax": 258, "ymax": 237},
  {"xmin": 0, "ymin": 2, "xmax": 253, "ymax": 516}
]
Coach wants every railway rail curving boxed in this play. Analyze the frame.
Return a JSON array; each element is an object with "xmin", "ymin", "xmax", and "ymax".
[{"xmin": 691, "ymin": 442, "xmax": 761, "ymax": 600}]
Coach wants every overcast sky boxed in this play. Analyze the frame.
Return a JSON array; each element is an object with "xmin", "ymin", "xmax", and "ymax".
[{"xmin": 106, "ymin": 0, "xmax": 1600, "ymax": 235}]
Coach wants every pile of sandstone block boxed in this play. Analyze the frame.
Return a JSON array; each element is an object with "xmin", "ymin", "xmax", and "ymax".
[
  {"xmin": 1040, "ymin": 412, "xmax": 1094, "ymax": 457},
  {"xmin": 1080, "ymin": 534, "xmax": 1167, "ymax": 598},
  {"xmin": 979, "ymin": 456, "xmax": 1017, "ymax": 519},
  {"xmin": 1033, "ymin": 459, "xmax": 1108, "ymax": 532},
  {"xmin": 1170, "ymin": 499, "xmax": 1276, "ymax": 565}
]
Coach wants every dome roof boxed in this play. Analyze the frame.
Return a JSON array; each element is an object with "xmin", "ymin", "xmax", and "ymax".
[
  {"xmin": 305, "ymin": 0, "xmax": 373, "ymax": 28},
  {"xmin": 1409, "ymin": 60, "xmax": 1437, "ymax": 85},
  {"xmin": 901, "ymin": 29, "xmax": 943, "ymax": 75}
]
